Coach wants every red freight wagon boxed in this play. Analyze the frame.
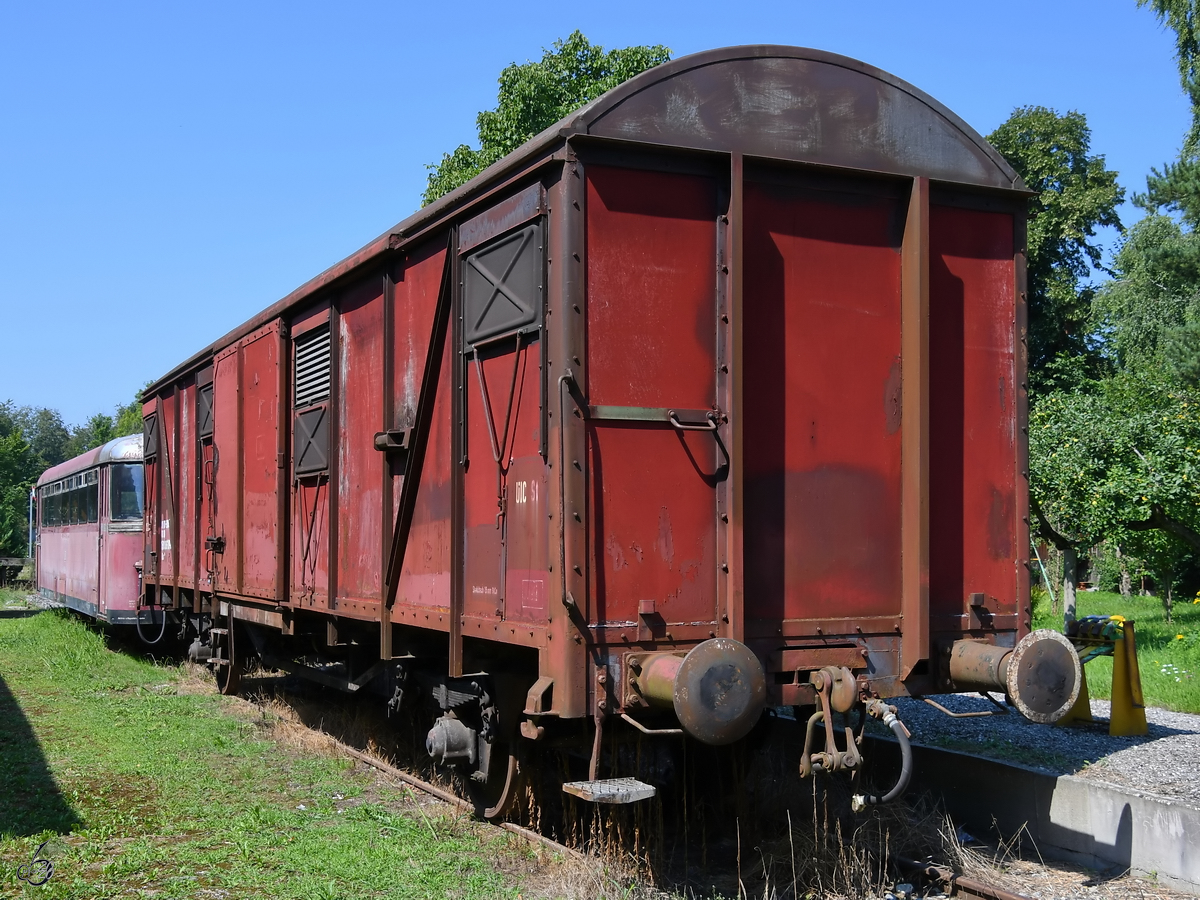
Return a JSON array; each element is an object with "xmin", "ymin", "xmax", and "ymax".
[
  {"xmin": 36, "ymin": 434, "xmax": 147, "ymax": 627},
  {"xmin": 141, "ymin": 46, "xmax": 1080, "ymax": 812}
]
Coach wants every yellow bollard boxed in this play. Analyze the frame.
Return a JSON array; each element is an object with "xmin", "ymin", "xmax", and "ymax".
[
  {"xmin": 1109, "ymin": 621, "xmax": 1148, "ymax": 736},
  {"xmin": 1056, "ymin": 662, "xmax": 1093, "ymax": 727}
]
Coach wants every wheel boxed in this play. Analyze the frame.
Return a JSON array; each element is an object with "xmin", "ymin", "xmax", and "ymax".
[
  {"xmin": 211, "ymin": 616, "xmax": 243, "ymax": 696},
  {"xmin": 469, "ymin": 743, "xmax": 523, "ymax": 820}
]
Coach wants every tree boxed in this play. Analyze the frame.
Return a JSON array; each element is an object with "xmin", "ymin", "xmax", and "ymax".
[
  {"xmin": 0, "ymin": 410, "xmax": 41, "ymax": 558},
  {"xmin": 1136, "ymin": 0, "xmax": 1200, "ymax": 222},
  {"xmin": 1030, "ymin": 369, "xmax": 1200, "ymax": 621},
  {"xmin": 423, "ymin": 32, "xmax": 670, "ymax": 205},
  {"xmin": 115, "ymin": 396, "xmax": 142, "ymax": 437},
  {"xmin": 15, "ymin": 407, "xmax": 70, "ymax": 469},
  {"xmin": 1093, "ymin": 214, "xmax": 1200, "ymax": 372},
  {"xmin": 0, "ymin": 388, "xmax": 146, "ymax": 560},
  {"xmin": 987, "ymin": 107, "xmax": 1124, "ymax": 391},
  {"xmin": 65, "ymin": 412, "xmax": 117, "ymax": 459}
]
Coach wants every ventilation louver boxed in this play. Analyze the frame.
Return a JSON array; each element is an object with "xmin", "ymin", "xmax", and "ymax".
[{"xmin": 294, "ymin": 326, "xmax": 331, "ymax": 408}]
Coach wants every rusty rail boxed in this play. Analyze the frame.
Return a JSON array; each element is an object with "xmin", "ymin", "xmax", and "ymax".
[
  {"xmin": 336, "ymin": 743, "xmax": 586, "ymax": 861},
  {"xmin": 893, "ymin": 855, "xmax": 1033, "ymax": 900}
]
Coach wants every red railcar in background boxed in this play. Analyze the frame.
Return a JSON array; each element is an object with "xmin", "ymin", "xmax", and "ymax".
[
  {"xmin": 36, "ymin": 434, "xmax": 147, "ymax": 627},
  {"xmin": 138, "ymin": 46, "xmax": 1080, "ymax": 812}
]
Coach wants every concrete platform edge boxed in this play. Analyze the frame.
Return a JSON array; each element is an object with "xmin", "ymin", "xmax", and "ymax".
[{"xmin": 901, "ymin": 741, "xmax": 1200, "ymax": 894}]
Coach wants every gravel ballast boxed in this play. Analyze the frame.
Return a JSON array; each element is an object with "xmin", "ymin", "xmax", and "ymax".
[{"xmin": 890, "ymin": 692, "xmax": 1200, "ymax": 810}]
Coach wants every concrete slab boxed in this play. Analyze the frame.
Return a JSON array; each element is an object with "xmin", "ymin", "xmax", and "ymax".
[{"xmin": 894, "ymin": 741, "xmax": 1200, "ymax": 894}]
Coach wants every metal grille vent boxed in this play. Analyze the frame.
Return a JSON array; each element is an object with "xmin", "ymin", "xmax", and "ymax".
[{"xmin": 294, "ymin": 326, "xmax": 331, "ymax": 408}]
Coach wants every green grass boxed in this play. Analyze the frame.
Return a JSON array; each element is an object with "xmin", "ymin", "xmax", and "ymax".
[
  {"xmin": 1033, "ymin": 589, "xmax": 1200, "ymax": 714},
  {"xmin": 0, "ymin": 595, "xmax": 530, "ymax": 899}
]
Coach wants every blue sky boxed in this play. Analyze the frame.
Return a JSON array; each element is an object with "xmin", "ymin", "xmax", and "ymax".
[{"xmin": 0, "ymin": 0, "xmax": 1187, "ymax": 425}]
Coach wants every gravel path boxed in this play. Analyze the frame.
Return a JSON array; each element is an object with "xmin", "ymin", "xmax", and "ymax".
[
  {"xmin": 0, "ymin": 591, "xmax": 60, "ymax": 613},
  {"xmin": 891, "ymin": 693, "xmax": 1200, "ymax": 809}
]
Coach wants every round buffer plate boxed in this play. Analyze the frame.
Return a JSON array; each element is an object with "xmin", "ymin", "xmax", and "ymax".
[
  {"xmin": 1006, "ymin": 629, "xmax": 1082, "ymax": 724},
  {"xmin": 673, "ymin": 638, "xmax": 767, "ymax": 745}
]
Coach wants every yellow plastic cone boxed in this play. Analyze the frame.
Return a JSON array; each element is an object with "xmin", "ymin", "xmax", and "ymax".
[
  {"xmin": 1056, "ymin": 662, "xmax": 1093, "ymax": 727},
  {"xmin": 1109, "ymin": 622, "xmax": 1147, "ymax": 737}
]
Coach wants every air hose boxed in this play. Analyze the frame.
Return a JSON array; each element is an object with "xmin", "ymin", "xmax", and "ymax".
[
  {"xmin": 135, "ymin": 604, "xmax": 168, "ymax": 645},
  {"xmin": 852, "ymin": 701, "xmax": 913, "ymax": 811}
]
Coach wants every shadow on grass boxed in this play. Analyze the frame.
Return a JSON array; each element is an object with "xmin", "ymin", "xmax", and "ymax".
[{"xmin": 0, "ymin": 672, "xmax": 81, "ymax": 837}]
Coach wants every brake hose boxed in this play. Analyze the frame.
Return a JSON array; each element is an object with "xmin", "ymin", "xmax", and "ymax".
[
  {"xmin": 852, "ymin": 702, "xmax": 913, "ymax": 811},
  {"xmin": 135, "ymin": 603, "xmax": 167, "ymax": 645}
]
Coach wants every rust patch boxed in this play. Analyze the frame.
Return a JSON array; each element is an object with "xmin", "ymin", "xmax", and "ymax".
[
  {"xmin": 988, "ymin": 486, "xmax": 1014, "ymax": 560},
  {"xmin": 629, "ymin": 541, "xmax": 643, "ymax": 564},
  {"xmin": 605, "ymin": 534, "xmax": 627, "ymax": 572},
  {"xmin": 657, "ymin": 507, "xmax": 674, "ymax": 571},
  {"xmin": 680, "ymin": 558, "xmax": 700, "ymax": 582}
]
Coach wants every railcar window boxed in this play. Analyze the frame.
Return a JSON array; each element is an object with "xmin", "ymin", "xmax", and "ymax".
[
  {"xmin": 85, "ymin": 481, "xmax": 98, "ymax": 523},
  {"xmin": 110, "ymin": 464, "xmax": 144, "ymax": 520}
]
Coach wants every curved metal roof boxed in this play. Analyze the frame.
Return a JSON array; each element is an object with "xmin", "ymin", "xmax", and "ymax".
[
  {"xmin": 97, "ymin": 433, "xmax": 143, "ymax": 465},
  {"xmin": 37, "ymin": 434, "xmax": 143, "ymax": 486},
  {"xmin": 575, "ymin": 46, "xmax": 1023, "ymax": 188},
  {"xmin": 147, "ymin": 45, "xmax": 1023, "ymax": 393}
]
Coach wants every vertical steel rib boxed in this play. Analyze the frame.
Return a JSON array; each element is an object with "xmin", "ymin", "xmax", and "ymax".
[{"xmin": 901, "ymin": 176, "xmax": 930, "ymax": 679}]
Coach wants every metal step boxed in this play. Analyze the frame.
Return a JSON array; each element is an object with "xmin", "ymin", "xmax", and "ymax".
[
  {"xmin": 209, "ymin": 628, "xmax": 228, "ymax": 636},
  {"xmin": 562, "ymin": 777, "xmax": 656, "ymax": 804}
]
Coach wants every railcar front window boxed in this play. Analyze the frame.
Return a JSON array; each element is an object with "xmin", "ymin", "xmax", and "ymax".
[{"xmin": 110, "ymin": 464, "xmax": 144, "ymax": 520}]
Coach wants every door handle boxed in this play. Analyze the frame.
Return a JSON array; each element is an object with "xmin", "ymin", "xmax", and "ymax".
[{"xmin": 668, "ymin": 410, "xmax": 730, "ymax": 471}]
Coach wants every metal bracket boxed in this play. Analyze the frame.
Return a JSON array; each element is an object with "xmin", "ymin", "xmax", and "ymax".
[
  {"xmin": 799, "ymin": 667, "xmax": 863, "ymax": 778},
  {"xmin": 374, "ymin": 429, "xmax": 411, "ymax": 452}
]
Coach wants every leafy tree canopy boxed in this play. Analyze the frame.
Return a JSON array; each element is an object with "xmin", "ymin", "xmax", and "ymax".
[
  {"xmin": 0, "ymin": 429, "xmax": 40, "ymax": 557},
  {"xmin": 987, "ymin": 107, "xmax": 1123, "ymax": 388},
  {"xmin": 1140, "ymin": 0, "xmax": 1200, "ymax": 151},
  {"xmin": 422, "ymin": 32, "xmax": 670, "ymax": 205},
  {"xmin": 1093, "ymin": 213, "xmax": 1200, "ymax": 372},
  {"xmin": 1032, "ymin": 371, "xmax": 1200, "ymax": 544},
  {"xmin": 1135, "ymin": 1, "xmax": 1200, "ymax": 223},
  {"xmin": 1030, "ymin": 367, "xmax": 1200, "ymax": 616},
  {"xmin": 0, "ymin": 392, "xmax": 144, "ymax": 557}
]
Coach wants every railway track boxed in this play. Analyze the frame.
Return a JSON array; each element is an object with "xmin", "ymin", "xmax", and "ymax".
[
  {"xmin": 893, "ymin": 856, "xmax": 1031, "ymax": 900},
  {"xmin": 247, "ymin": 688, "xmax": 1033, "ymax": 900}
]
